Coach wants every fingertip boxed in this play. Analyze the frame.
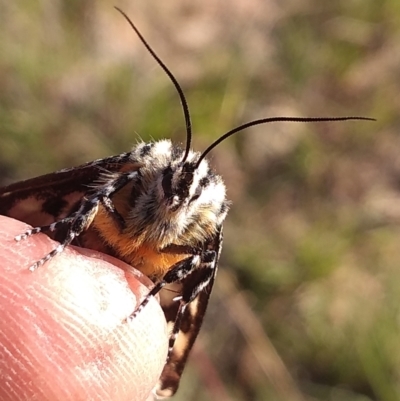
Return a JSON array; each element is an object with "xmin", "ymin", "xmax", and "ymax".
[{"xmin": 0, "ymin": 216, "xmax": 168, "ymax": 401}]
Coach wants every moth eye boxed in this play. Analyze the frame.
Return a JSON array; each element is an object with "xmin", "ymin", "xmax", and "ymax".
[
  {"xmin": 162, "ymin": 166, "xmax": 174, "ymax": 199},
  {"xmin": 190, "ymin": 186, "xmax": 202, "ymax": 203}
]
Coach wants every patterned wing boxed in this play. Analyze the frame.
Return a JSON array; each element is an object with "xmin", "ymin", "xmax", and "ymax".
[
  {"xmin": 156, "ymin": 228, "xmax": 223, "ymax": 397},
  {"xmin": 0, "ymin": 153, "xmax": 135, "ymax": 227}
]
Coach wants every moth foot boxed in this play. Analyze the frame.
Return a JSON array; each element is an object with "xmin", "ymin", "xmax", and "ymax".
[
  {"xmin": 125, "ymin": 306, "xmax": 143, "ymax": 323},
  {"xmin": 15, "ymin": 221, "xmax": 63, "ymax": 242},
  {"xmin": 15, "ymin": 227, "xmax": 43, "ymax": 241},
  {"xmin": 28, "ymin": 243, "xmax": 66, "ymax": 272},
  {"xmin": 126, "ymin": 294, "xmax": 154, "ymax": 323}
]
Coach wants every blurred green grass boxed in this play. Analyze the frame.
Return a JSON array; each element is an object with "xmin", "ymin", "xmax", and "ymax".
[{"xmin": 1, "ymin": 0, "xmax": 400, "ymax": 400}]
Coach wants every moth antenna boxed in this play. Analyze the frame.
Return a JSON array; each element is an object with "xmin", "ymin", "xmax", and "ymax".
[
  {"xmin": 195, "ymin": 116, "xmax": 375, "ymax": 168},
  {"xmin": 115, "ymin": 7, "xmax": 193, "ymax": 162}
]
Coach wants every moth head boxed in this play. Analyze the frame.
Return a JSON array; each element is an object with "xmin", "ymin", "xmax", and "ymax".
[{"xmin": 129, "ymin": 140, "xmax": 227, "ymax": 245}]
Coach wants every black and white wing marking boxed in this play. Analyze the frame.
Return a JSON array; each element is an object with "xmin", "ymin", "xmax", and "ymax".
[
  {"xmin": 156, "ymin": 227, "xmax": 223, "ymax": 397},
  {"xmin": 0, "ymin": 153, "xmax": 135, "ymax": 227}
]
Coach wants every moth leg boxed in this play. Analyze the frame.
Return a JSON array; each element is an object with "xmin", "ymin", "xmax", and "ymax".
[
  {"xmin": 96, "ymin": 170, "xmax": 139, "ymax": 230},
  {"xmin": 100, "ymin": 197, "xmax": 126, "ymax": 230},
  {"xmin": 26, "ymin": 199, "xmax": 100, "ymax": 271},
  {"xmin": 167, "ymin": 250, "xmax": 217, "ymax": 356},
  {"xmin": 22, "ymin": 170, "xmax": 138, "ymax": 271},
  {"xmin": 161, "ymin": 244, "xmax": 199, "ymax": 256},
  {"xmin": 15, "ymin": 218, "xmax": 74, "ymax": 241},
  {"xmin": 127, "ymin": 252, "xmax": 208, "ymax": 321},
  {"xmin": 127, "ymin": 249, "xmax": 217, "ymax": 341}
]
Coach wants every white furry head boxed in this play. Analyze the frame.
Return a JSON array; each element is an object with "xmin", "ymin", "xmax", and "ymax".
[{"xmin": 125, "ymin": 140, "xmax": 229, "ymax": 247}]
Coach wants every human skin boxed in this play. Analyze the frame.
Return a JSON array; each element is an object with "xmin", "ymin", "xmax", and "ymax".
[{"xmin": 0, "ymin": 216, "xmax": 168, "ymax": 401}]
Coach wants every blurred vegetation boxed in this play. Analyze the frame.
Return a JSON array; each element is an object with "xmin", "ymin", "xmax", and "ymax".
[{"xmin": 1, "ymin": 0, "xmax": 399, "ymax": 400}]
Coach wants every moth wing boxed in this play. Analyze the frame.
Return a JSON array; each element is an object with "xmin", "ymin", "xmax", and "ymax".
[
  {"xmin": 156, "ymin": 281, "xmax": 215, "ymax": 398},
  {"xmin": 0, "ymin": 154, "xmax": 139, "ymax": 227},
  {"xmin": 156, "ymin": 229, "xmax": 223, "ymax": 397}
]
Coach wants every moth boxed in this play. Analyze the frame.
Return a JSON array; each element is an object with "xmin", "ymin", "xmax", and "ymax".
[{"xmin": 0, "ymin": 8, "xmax": 374, "ymax": 398}]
